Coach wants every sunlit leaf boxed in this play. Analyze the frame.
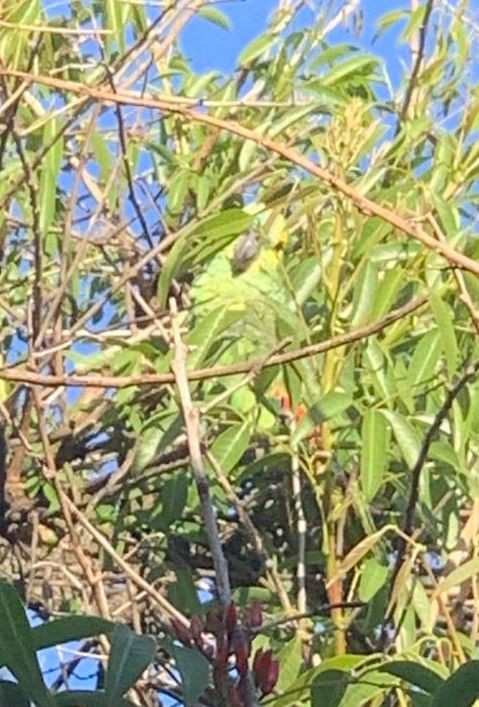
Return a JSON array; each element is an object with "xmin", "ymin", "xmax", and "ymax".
[
  {"xmin": 197, "ymin": 6, "xmax": 231, "ymax": 30},
  {"xmin": 209, "ymin": 421, "xmax": 250, "ymax": 474}
]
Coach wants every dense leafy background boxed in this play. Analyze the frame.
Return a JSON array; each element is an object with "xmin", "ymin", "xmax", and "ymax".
[{"xmin": 1, "ymin": 0, "xmax": 479, "ymax": 705}]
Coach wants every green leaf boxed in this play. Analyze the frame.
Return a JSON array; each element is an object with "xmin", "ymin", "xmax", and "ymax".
[
  {"xmin": 376, "ymin": 9, "xmax": 407, "ymax": 33},
  {"xmin": 380, "ymin": 411, "xmax": 421, "ymax": 468},
  {"xmin": 168, "ymin": 171, "xmax": 190, "ymax": 215},
  {"xmin": 363, "ymin": 339, "xmax": 397, "ymax": 402},
  {"xmin": 431, "ymin": 661, "xmax": 479, "ymax": 707},
  {"xmin": 434, "ymin": 557, "xmax": 479, "ymax": 598},
  {"xmin": 157, "ymin": 209, "xmax": 253, "ymax": 306},
  {"xmin": 0, "ymin": 581, "xmax": 54, "ymax": 707},
  {"xmin": 371, "ymin": 268, "xmax": 404, "ymax": 319},
  {"xmin": 290, "ymin": 258, "xmax": 322, "ymax": 307},
  {"xmin": 430, "ymin": 440, "xmax": 460, "ymax": 470},
  {"xmin": 209, "ymin": 422, "xmax": 250, "ymax": 474},
  {"xmin": 402, "ymin": 4, "xmax": 427, "ymax": 42},
  {"xmin": 167, "ymin": 569, "xmax": 202, "ymax": 615},
  {"xmin": 340, "ymin": 669, "xmax": 397, "ymax": 707},
  {"xmin": 360, "ymin": 409, "xmax": 389, "ymax": 501},
  {"xmin": 239, "ymin": 139, "xmax": 257, "ymax": 171},
  {"xmin": 190, "ymin": 209, "xmax": 254, "ymax": 248},
  {"xmin": 276, "ymin": 637, "xmax": 302, "ymax": 692},
  {"xmin": 358, "ymin": 557, "xmax": 388, "ymax": 601},
  {"xmin": 238, "ymin": 32, "xmax": 277, "ymax": 66},
  {"xmin": 379, "ymin": 661, "xmax": 444, "ymax": 694},
  {"xmin": 187, "ymin": 307, "xmax": 240, "ymax": 369},
  {"xmin": 273, "ymin": 655, "xmax": 368, "ymax": 707},
  {"xmin": 406, "ymin": 330, "xmax": 442, "ymax": 390},
  {"xmin": 197, "ymin": 6, "xmax": 231, "ymax": 30},
  {"xmin": 430, "ymin": 294, "xmax": 458, "ymax": 376},
  {"xmin": 0, "ymin": 681, "xmax": 30, "ymax": 707},
  {"xmin": 316, "ymin": 391, "xmax": 352, "ymax": 421},
  {"xmin": 322, "ymin": 54, "xmax": 379, "ymax": 87},
  {"xmin": 105, "ymin": 624, "xmax": 156, "ymax": 704},
  {"xmin": 173, "ymin": 645, "xmax": 210, "ymax": 707},
  {"xmin": 152, "ymin": 473, "xmax": 189, "ymax": 531},
  {"xmin": 132, "ymin": 427, "xmax": 163, "ymax": 473},
  {"xmin": 432, "ymin": 196, "xmax": 459, "ymax": 236},
  {"xmin": 32, "ymin": 616, "xmax": 113, "ymax": 650},
  {"xmin": 351, "ymin": 261, "xmax": 378, "ymax": 326},
  {"xmin": 311, "ymin": 669, "xmax": 350, "ymax": 707},
  {"xmin": 39, "ymin": 117, "xmax": 63, "ymax": 242}
]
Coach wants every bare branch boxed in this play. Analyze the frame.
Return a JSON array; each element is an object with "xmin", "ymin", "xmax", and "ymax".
[
  {"xmin": 170, "ymin": 298, "xmax": 231, "ymax": 605},
  {"xmin": 0, "ymin": 296, "xmax": 427, "ymax": 389}
]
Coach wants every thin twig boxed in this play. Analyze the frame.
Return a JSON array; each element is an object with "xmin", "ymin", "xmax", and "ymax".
[
  {"xmin": 106, "ymin": 68, "xmax": 155, "ymax": 250},
  {"xmin": 206, "ymin": 451, "xmax": 293, "ymax": 615},
  {"xmin": 290, "ymin": 418, "xmax": 307, "ymax": 617},
  {"xmin": 399, "ymin": 0, "xmax": 435, "ymax": 124},
  {"xmin": 200, "ymin": 338, "xmax": 291, "ymax": 414},
  {"xmin": 58, "ymin": 490, "xmax": 189, "ymax": 626},
  {"xmin": 426, "ymin": 212, "xmax": 479, "ymax": 335},
  {"xmin": 0, "ymin": 296, "xmax": 428, "ymax": 389},
  {"xmin": 170, "ymin": 299, "xmax": 231, "ymax": 605},
  {"xmin": 3, "ymin": 71, "xmax": 479, "ymax": 278},
  {"xmin": 30, "ymin": 388, "xmax": 112, "ymax": 621}
]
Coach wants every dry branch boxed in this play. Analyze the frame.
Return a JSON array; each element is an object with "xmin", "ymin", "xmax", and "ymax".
[
  {"xmin": 170, "ymin": 299, "xmax": 232, "ymax": 606},
  {"xmin": 1, "ymin": 70, "xmax": 478, "ymax": 278},
  {"xmin": 0, "ymin": 296, "xmax": 427, "ymax": 389}
]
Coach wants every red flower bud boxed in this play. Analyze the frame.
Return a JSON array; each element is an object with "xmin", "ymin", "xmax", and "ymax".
[
  {"xmin": 253, "ymin": 647, "xmax": 277, "ymax": 693},
  {"xmin": 190, "ymin": 615, "xmax": 203, "ymax": 644},
  {"xmin": 215, "ymin": 631, "xmax": 229, "ymax": 665},
  {"xmin": 260, "ymin": 658, "xmax": 279, "ymax": 695},
  {"xmin": 225, "ymin": 601, "xmax": 238, "ymax": 637},
  {"xmin": 213, "ymin": 661, "xmax": 228, "ymax": 686},
  {"xmin": 228, "ymin": 684, "xmax": 244, "ymax": 707},
  {"xmin": 246, "ymin": 601, "xmax": 263, "ymax": 629},
  {"xmin": 231, "ymin": 634, "xmax": 249, "ymax": 675}
]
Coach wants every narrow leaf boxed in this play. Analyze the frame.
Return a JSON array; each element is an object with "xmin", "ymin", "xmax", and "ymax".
[
  {"xmin": 197, "ymin": 6, "xmax": 231, "ymax": 30},
  {"xmin": 173, "ymin": 645, "xmax": 211, "ymax": 707},
  {"xmin": 432, "ymin": 661, "xmax": 479, "ymax": 707},
  {"xmin": 105, "ymin": 624, "xmax": 155, "ymax": 704},
  {"xmin": 32, "ymin": 616, "xmax": 113, "ymax": 650},
  {"xmin": 379, "ymin": 661, "xmax": 444, "ymax": 694},
  {"xmin": 430, "ymin": 293, "xmax": 458, "ymax": 376},
  {"xmin": 327, "ymin": 525, "xmax": 394, "ymax": 586},
  {"xmin": 433, "ymin": 557, "xmax": 479, "ymax": 598},
  {"xmin": 210, "ymin": 422, "xmax": 250, "ymax": 474},
  {"xmin": 0, "ymin": 582, "xmax": 54, "ymax": 707},
  {"xmin": 311, "ymin": 669, "xmax": 350, "ymax": 707},
  {"xmin": 238, "ymin": 33, "xmax": 277, "ymax": 65},
  {"xmin": 380, "ymin": 411, "xmax": 421, "ymax": 468},
  {"xmin": 361, "ymin": 410, "xmax": 389, "ymax": 501}
]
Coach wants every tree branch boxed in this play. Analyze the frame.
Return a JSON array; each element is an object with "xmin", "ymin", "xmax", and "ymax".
[
  {"xmin": 0, "ymin": 295, "xmax": 427, "ymax": 389},
  {"xmin": 170, "ymin": 299, "xmax": 231, "ymax": 606}
]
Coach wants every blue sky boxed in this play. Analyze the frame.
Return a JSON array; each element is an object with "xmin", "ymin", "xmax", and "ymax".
[{"xmin": 182, "ymin": 0, "xmax": 408, "ymax": 82}]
